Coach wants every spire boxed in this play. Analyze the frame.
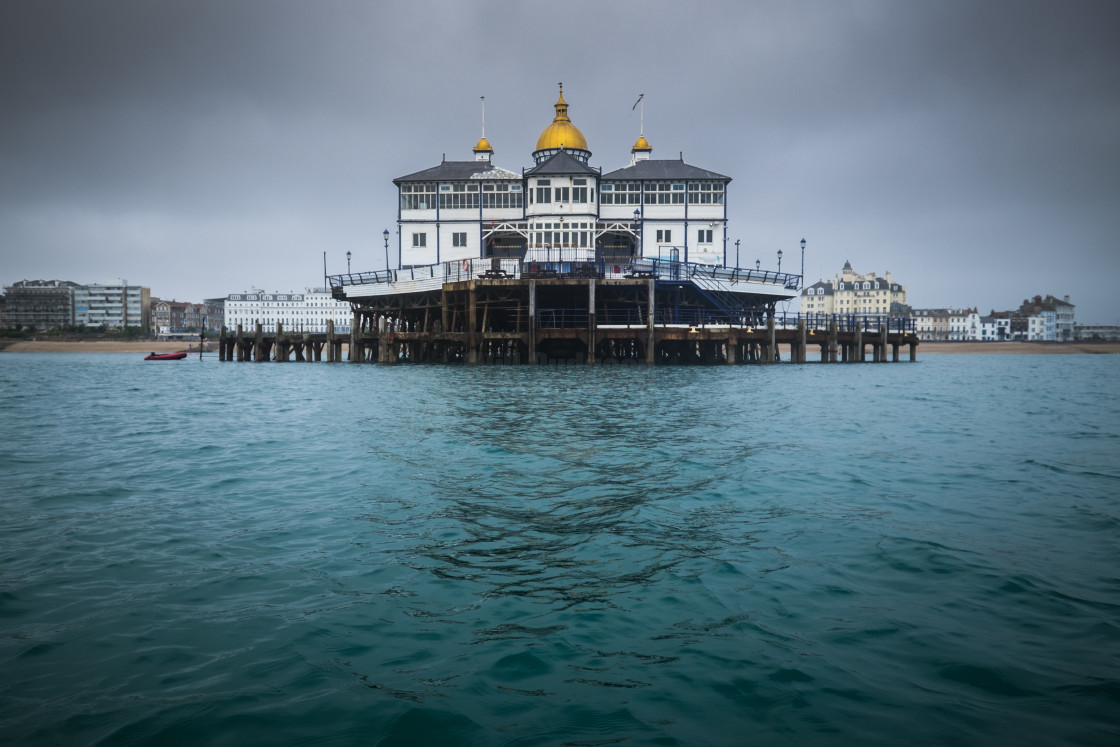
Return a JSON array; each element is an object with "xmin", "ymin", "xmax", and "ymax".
[
  {"xmin": 473, "ymin": 95, "xmax": 493, "ymax": 161},
  {"xmin": 630, "ymin": 93, "xmax": 651, "ymax": 163}
]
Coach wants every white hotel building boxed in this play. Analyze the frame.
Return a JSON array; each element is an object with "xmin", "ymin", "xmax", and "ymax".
[{"xmin": 223, "ymin": 288, "xmax": 352, "ymax": 334}]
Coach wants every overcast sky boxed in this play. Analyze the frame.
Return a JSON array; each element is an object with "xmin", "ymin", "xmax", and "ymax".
[{"xmin": 2, "ymin": 0, "xmax": 1118, "ymax": 322}]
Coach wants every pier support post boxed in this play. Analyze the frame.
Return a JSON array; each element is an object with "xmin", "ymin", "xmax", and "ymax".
[
  {"xmin": 441, "ymin": 290, "xmax": 451, "ymax": 363},
  {"xmin": 767, "ymin": 317, "xmax": 776, "ymax": 362},
  {"xmin": 528, "ymin": 281, "xmax": 537, "ymax": 365},
  {"xmin": 587, "ymin": 279, "xmax": 597, "ymax": 364},
  {"xmin": 797, "ymin": 319, "xmax": 807, "ymax": 364},
  {"xmin": 853, "ymin": 324, "xmax": 863, "ymax": 363},
  {"xmin": 645, "ymin": 278, "xmax": 656, "ymax": 365},
  {"xmin": 348, "ymin": 313, "xmax": 359, "ymax": 362},
  {"xmin": 467, "ymin": 284, "xmax": 479, "ymax": 365},
  {"xmin": 829, "ymin": 320, "xmax": 838, "ymax": 363},
  {"xmin": 378, "ymin": 316, "xmax": 390, "ymax": 364},
  {"xmin": 881, "ymin": 322, "xmax": 890, "ymax": 363}
]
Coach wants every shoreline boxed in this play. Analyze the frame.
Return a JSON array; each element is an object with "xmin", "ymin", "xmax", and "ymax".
[{"xmin": 1, "ymin": 340, "xmax": 1118, "ymax": 355}]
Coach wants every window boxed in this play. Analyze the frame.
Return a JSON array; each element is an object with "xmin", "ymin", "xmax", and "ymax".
[
  {"xmin": 481, "ymin": 182, "xmax": 524, "ymax": 209},
  {"xmin": 534, "ymin": 180, "xmax": 551, "ymax": 204},
  {"xmin": 412, "ymin": 233, "xmax": 427, "ymax": 247},
  {"xmin": 656, "ymin": 229, "xmax": 672, "ymax": 243},
  {"xmin": 439, "ymin": 183, "xmax": 479, "ymax": 210},
  {"xmin": 697, "ymin": 229, "xmax": 712, "ymax": 243},
  {"xmin": 600, "ymin": 181, "xmax": 641, "ymax": 205},
  {"xmin": 452, "ymin": 232, "xmax": 467, "ymax": 247},
  {"xmin": 646, "ymin": 183, "xmax": 683, "ymax": 205},
  {"xmin": 400, "ymin": 183, "xmax": 437, "ymax": 210},
  {"xmin": 688, "ymin": 181, "xmax": 725, "ymax": 205},
  {"xmin": 572, "ymin": 186, "xmax": 587, "ymax": 203},
  {"xmin": 554, "ymin": 187, "xmax": 570, "ymax": 203}
]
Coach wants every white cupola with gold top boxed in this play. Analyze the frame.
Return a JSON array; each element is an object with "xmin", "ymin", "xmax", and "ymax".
[{"xmin": 532, "ymin": 84, "xmax": 591, "ymax": 165}]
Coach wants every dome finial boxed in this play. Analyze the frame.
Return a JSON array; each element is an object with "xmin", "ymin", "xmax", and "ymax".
[
  {"xmin": 473, "ymin": 95, "xmax": 493, "ymax": 160},
  {"xmin": 534, "ymin": 85, "xmax": 589, "ymax": 161}
]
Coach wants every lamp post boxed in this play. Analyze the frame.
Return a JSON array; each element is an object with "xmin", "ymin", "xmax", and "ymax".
[
  {"xmin": 777, "ymin": 248, "xmax": 783, "ymax": 274},
  {"xmin": 800, "ymin": 238, "xmax": 806, "ymax": 286},
  {"xmin": 383, "ymin": 229, "xmax": 390, "ymax": 272},
  {"xmin": 735, "ymin": 239, "xmax": 741, "ymax": 269},
  {"xmin": 755, "ymin": 258, "xmax": 760, "ymax": 273},
  {"xmin": 346, "ymin": 250, "xmax": 351, "ymax": 274},
  {"xmin": 633, "ymin": 209, "xmax": 640, "ymax": 258}
]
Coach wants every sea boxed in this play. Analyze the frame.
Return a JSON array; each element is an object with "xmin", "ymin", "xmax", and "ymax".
[{"xmin": 1, "ymin": 352, "xmax": 1118, "ymax": 746}]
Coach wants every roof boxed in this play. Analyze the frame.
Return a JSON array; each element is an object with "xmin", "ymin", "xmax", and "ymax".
[
  {"xmin": 801, "ymin": 281, "xmax": 834, "ymax": 295},
  {"xmin": 535, "ymin": 85, "xmax": 589, "ymax": 152},
  {"xmin": 394, "ymin": 161, "xmax": 519, "ymax": 184},
  {"xmin": 601, "ymin": 159, "xmax": 729, "ymax": 181},
  {"xmin": 524, "ymin": 149, "xmax": 599, "ymax": 177}
]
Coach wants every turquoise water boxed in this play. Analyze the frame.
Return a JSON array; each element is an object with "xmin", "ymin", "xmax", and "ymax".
[{"xmin": 1, "ymin": 353, "xmax": 1118, "ymax": 746}]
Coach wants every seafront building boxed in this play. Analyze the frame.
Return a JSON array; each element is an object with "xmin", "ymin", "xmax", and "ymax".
[
  {"xmin": 800, "ymin": 261, "xmax": 907, "ymax": 319},
  {"xmin": 224, "ymin": 288, "xmax": 352, "ymax": 334},
  {"xmin": 73, "ymin": 281, "xmax": 150, "ymax": 331},
  {"xmin": 909, "ymin": 295, "xmax": 1076, "ymax": 342},
  {"xmin": 2, "ymin": 280, "xmax": 77, "ymax": 330}
]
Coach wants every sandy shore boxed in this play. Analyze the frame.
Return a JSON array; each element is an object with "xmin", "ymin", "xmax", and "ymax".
[
  {"xmin": 914, "ymin": 341, "xmax": 1120, "ymax": 354},
  {"xmin": 2, "ymin": 339, "xmax": 1117, "ymax": 355},
  {"xmin": 1, "ymin": 340, "xmax": 211, "ymax": 354}
]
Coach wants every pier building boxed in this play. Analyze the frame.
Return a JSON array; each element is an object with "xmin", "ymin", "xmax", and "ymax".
[{"xmin": 220, "ymin": 86, "xmax": 917, "ymax": 364}]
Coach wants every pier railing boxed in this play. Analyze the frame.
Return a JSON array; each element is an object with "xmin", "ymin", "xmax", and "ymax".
[
  {"xmin": 328, "ymin": 253, "xmax": 802, "ymax": 293},
  {"xmin": 535, "ymin": 308, "xmax": 915, "ymax": 332}
]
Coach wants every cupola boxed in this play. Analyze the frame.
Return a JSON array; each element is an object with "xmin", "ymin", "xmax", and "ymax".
[{"xmin": 532, "ymin": 83, "xmax": 591, "ymax": 165}]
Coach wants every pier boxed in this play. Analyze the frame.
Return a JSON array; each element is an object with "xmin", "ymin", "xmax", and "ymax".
[{"xmin": 219, "ymin": 257, "xmax": 917, "ymax": 364}]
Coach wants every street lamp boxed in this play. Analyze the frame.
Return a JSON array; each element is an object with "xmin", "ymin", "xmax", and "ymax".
[
  {"xmin": 383, "ymin": 229, "xmax": 390, "ymax": 271},
  {"xmin": 735, "ymin": 239, "xmax": 741, "ymax": 269},
  {"xmin": 346, "ymin": 250, "xmax": 351, "ymax": 274},
  {"xmin": 633, "ymin": 209, "xmax": 641, "ymax": 257},
  {"xmin": 777, "ymin": 248, "xmax": 783, "ymax": 274},
  {"xmin": 755, "ymin": 258, "xmax": 760, "ymax": 272},
  {"xmin": 800, "ymin": 238, "xmax": 806, "ymax": 285}
]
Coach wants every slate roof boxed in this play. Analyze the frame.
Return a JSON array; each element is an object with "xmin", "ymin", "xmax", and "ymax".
[
  {"xmin": 601, "ymin": 159, "xmax": 730, "ymax": 181},
  {"xmin": 523, "ymin": 150, "xmax": 599, "ymax": 177},
  {"xmin": 393, "ymin": 161, "xmax": 520, "ymax": 184},
  {"xmin": 801, "ymin": 281, "xmax": 834, "ymax": 296}
]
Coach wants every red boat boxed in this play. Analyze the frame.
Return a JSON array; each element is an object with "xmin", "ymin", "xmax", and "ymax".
[{"xmin": 144, "ymin": 351, "xmax": 188, "ymax": 360}]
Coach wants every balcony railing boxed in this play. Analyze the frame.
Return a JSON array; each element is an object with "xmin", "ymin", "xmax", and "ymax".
[{"xmin": 328, "ymin": 253, "xmax": 803, "ymax": 292}]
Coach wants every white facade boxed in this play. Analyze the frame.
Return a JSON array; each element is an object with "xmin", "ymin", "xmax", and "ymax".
[
  {"xmin": 391, "ymin": 87, "xmax": 733, "ymax": 272},
  {"xmin": 224, "ymin": 288, "xmax": 351, "ymax": 333},
  {"xmin": 949, "ymin": 309, "xmax": 981, "ymax": 340}
]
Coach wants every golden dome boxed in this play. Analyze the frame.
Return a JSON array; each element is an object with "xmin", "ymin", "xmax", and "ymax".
[
  {"xmin": 473, "ymin": 136, "xmax": 493, "ymax": 153},
  {"xmin": 632, "ymin": 134, "xmax": 652, "ymax": 151},
  {"xmin": 535, "ymin": 84, "xmax": 588, "ymax": 152}
]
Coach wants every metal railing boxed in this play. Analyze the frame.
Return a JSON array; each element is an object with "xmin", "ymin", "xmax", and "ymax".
[
  {"xmin": 532, "ymin": 308, "xmax": 916, "ymax": 332},
  {"xmin": 328, "ymin": 253, "xmax": 802, "ymax": 290}
]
